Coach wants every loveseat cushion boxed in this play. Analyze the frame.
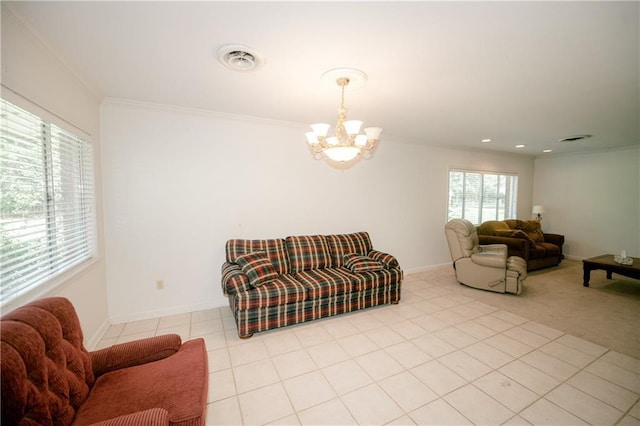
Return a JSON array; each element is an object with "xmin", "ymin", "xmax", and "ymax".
[
  {"xmin": 477, "ymin": 220, "xmax": 511, "ymax": 236},
  {"xmin": 294, "ymin": 268, "xmax": 354, "ymax": 298},
  {"xmin": 286, "ymin": 235, "xmax": 332, "ymax": 273},
  {"xmin": 538, "ymin": 242, "xmax": 561, "ymax": 257},
  {"xmin": 72, "ymin": 339, "xmax": 208, "ymax": 426},
  {"xmin": 326, "ymin": 232, "xmax": 373, "ymax": 267},
  {"xmin": 226, "ymin": 239, "xmax": 290, "ymax": 275},
  {"xmin": 236, "ymin": 251, "xmax": 279, "ymax": 287},
  {"xmin": 343, "ymin": 254, "xmax": 383, "ymax": 272},
  {"xmin": 234, "ymin": 274, "xmax": 307, "ymax": 309},
  {"xmin": 494, "ymin": 229, "xmax": 536, "ymax": 248}
]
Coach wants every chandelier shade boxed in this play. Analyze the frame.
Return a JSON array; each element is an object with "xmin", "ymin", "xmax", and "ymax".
[{"xmin": 306, "ymin": 68, "xmax": 382, "ymax": 164}]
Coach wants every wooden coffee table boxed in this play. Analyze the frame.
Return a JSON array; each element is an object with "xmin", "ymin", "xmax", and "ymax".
[{"xmin": 583, "ymin": 254, "xmax": 640, "ymax": 287}]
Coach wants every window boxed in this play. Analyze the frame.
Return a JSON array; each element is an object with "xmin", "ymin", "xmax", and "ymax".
[
  {"xmin": 448, "ymin": 169, "xmax": 517, "ymax": 224},
  {"xmin": 0, "ymin": 99, "xmax": 95, "ymax": 304}
]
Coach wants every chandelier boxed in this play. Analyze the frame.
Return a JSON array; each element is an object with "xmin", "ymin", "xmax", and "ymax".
[{"xmin": 305, "ymin": 68, "xmax": 382, "ymax": 163}]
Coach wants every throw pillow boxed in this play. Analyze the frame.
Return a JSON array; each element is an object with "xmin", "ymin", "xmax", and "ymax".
[
  {"xmin": 494, "ymin": 229, "xmax": 535, "ymax": 245},
  {"xmin": 343, "ymin": 254, "xmax": 384, "ymax": 272},
  {"xmin": 236, "ymin": 251, "xmax": 279, "ymax": 287},
  {"xmin": 369, "ymin": 250, "xmax": 400, "ymax": 268},
  {"xmin": 515, "ymin": 220, "xmax": 545, "ymax": 243}
]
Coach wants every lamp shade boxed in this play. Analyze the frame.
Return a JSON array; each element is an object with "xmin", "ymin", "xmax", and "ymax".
[
  {"xmin": 355, "ymin": 134, "xmax": 368, "ymax": 147},
  {"xmin": 532, "ymin": 205, "xmax": 545, "ymax": 214},
  {"xmin": 305, "ymin": 132, "xmax": 319, "ymax": 145},
  {"xmin": 324, "ymin": 146, "xmax": 360, "ymax": 163},
  {"xmin": 343, "ymin": 120, "xmax": 363, "ymax": 135},
  {"xmin": 363, "ymin": 127, "xmax": 383, "ymax": 140},
  {"xmin": 311, "ymin": 123, "xmax": 330, "ymax": 137}
]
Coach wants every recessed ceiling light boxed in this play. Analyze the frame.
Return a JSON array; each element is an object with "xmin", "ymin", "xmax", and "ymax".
[
  {"xmin": 515, "ymin": 144, "xmax": 526, "ymax": 148},
  {"xmin": 217, "ymin": 44, "xmax": 265, "ymax": 72},
  {"xmin": 558, "ymin": 134, "xmax": 592, "ymax": 142},
  {"xmin": 543, "ymin": 149, "xmax": 553, "ymax": 153},
  {"xmin": 481, "ymin": 138, "xmax": 492, "ymax": 143}
]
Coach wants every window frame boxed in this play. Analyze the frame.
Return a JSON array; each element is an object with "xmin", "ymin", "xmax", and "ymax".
[
  {"xmin": 0, "ymin": 98, "xmax": 97, "ymax": 306},
  {"xmin": 447, "ymin": 168, "xmax": 518, "ymax": 225}
]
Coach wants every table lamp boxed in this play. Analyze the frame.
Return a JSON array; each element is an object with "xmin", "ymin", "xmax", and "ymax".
[{"xmin": 532, "ymin": 205, "xmax": 545, "ymax": 221}]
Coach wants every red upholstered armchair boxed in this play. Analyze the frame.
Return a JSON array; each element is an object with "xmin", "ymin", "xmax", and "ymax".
[{"xmin": 1, "ymin": 297, "xmax": 208, "ymax": 425}]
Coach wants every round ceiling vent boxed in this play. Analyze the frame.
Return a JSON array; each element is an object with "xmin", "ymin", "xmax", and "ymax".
[
  {"xmin": 558, "ymin": 134, "xmax": 592, "ymax": 142},
  {"xmin": 217, "ymin": 44, "xmax": 265, "ymax": 72}
]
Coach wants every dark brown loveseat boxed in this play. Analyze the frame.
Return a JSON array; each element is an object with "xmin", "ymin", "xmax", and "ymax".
[
  {"xmin": 477, "ymin": 220, "xmax": 564, "ymax": 271},
  {"xmin": 1, "ymin": 297, "xmax": 208, "ymax": 425}
]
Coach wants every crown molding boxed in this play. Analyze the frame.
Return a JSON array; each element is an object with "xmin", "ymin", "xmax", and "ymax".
[{"xmin": 101, "ymin": 97, "xmax": 308, "ymax": 130}]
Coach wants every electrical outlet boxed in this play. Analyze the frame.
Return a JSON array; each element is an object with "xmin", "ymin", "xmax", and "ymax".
[{"xmin": 156, "ymin": 280, "xmax": 164, "ymax": 290}]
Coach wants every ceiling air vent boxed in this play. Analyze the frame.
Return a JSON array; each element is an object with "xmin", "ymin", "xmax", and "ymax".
[
  {"xmin": 558, "ymin": 134, "xmax": 592, "ymax": 142},
  {"xmin": 217, "ymin": 44, "xmax": 264, "ymax": 72}
]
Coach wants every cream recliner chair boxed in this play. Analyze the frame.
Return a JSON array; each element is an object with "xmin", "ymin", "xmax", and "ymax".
[{"xmin": 445, "ymin": 218, "xmax": 527, "ymax": 295}]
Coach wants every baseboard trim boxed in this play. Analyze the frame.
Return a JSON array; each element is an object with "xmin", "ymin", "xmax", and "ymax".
[
  {"xmin": 404, "ymin": 262, "xmax": 452, "ymax": 274},
  {"xmin": 86, "ymin": 318, "xmax": 111, "ymax": 350},
  {"xmin": 109, "ymin": 300, "xmax": 228, "ymax": 325}
]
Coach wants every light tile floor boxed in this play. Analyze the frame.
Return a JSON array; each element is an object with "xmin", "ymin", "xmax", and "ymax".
[{"xmin": 97, "ymin": 271, "xmax": 640, "ymax": 425}]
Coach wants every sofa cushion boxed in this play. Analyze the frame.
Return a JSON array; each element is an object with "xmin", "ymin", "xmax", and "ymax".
[
  {"xmin": 286, "ymin": 235, "xmax": 332, "ymax": 273},
  {"xmin": 234, "ymin": 274, "xmax": 307, "ymax": 309},
  {"xmin": 538, "ymin": 242, "xmax": 561, "ymax": 257},
  {"xmin": 326, "ymin": 232, "xmax": 373, "ymax": 267},
  {"xmin": 350, "ymin": 267, "xmax": 404, "ymax": 292},
  {"xmin": 226, "ymin": 239, "xmax": 290, "ymax": 275},
  {"xmin": 343, "ymin": 254, "xmax": 383, "ymax": 272},
  {"xmin": 236, "ymin": 251, "xmax": 279, "ymax": 287},
  {"xmin": 529, "ymin": 244, "xmax": 547, "ymax": 259},
  {"xmin": 294, "ymin": 268, "xmax": 353, "ymax": 298},
  {"xmin": 504, "ymin": 219, "xmax": 518, "ymax": 229},
  {"xmin": 72, "ymin": 339, "xmax": 208, "ymax": 426},
  {"xmin": 515, "ymin": 220, "xmax": 545, "ymax": 243},
  {"xmin": 477, "ymin": 220, "xmax": 510, "ymax": 236}
]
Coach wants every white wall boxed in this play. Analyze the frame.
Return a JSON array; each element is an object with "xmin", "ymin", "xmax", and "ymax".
[
  {"xmin": 100, "ymin": 99, "xmax": 535, "ymax": 322},
  {"xmin": 1, "ymin": 6, "xmax": 109, "ymax": 347},
  {"xmin": 533, "ymin": 147, "xmax": 640, "ymax": 259}
]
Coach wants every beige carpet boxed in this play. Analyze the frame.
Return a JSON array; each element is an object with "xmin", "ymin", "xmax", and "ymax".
[{"xmin": 427, "ymin": 259, "xmax": 640, "ymax": 358}]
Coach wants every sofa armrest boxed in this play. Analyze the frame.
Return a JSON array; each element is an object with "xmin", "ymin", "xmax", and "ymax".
[
  {"xmin": 89, "ymin": 408, "xmax": 169, "ymax": 426},
  {"xmin": 543, "ymin": 233, "xmax": 564, "ymax": 247},
  {"xmin": 368, "ymin": 249, "xmax": 400, "ymax": 269},
  {"xmin": 91, "ymin": 334, "xmax": 182, "ymax": 378},
  {"xmin": 222, "ymin": 261, "xmax": 251, "ymax": 295},
  {"xmin": 543, "ymin": 233, "xmax": 564, "ymax": 258}
]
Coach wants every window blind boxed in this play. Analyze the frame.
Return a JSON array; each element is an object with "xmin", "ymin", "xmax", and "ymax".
[
  {"xmin": 0, "ymin": 98, "xmax": 95, "ymax": 304},
  {"xmin": 448, "ymin": 169, "xmax": 517, "ymax": 224}
]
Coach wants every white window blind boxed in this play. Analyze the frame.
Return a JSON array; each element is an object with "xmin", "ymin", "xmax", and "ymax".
[
  {"xmin": 0, "ymin": 98, "xmax": 95, "ymax": 304},
  {"xmin": 448, "ymin": 169, "xmax": 517, "ymax": 224}
]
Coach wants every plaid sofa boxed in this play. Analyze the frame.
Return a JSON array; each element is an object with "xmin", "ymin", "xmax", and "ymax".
[{"xmin": 221, "ymin": 232, "xmax": 403, "ymax": 338}]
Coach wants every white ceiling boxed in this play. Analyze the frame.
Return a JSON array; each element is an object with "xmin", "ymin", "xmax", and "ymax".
[{"xmin": 6, "ymin": 1, "xmax": 639, "ymax": 156}]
